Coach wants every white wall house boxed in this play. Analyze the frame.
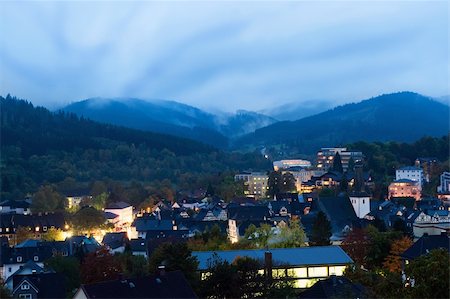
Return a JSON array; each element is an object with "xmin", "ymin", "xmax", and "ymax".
[
  {"xmin": 349, "ymin": 193, "xmax": 370, "ymax": 219},
  {"xmin": 437, "ymin": 172, "xmax": 450, "ymax": 193},
  {"xmin": 396, "ymin": 166, "xmax": 424, "ymax": 189},
  {"xmin": 104, "ymin": 202, "xmax": 133, "ymax": 229}
]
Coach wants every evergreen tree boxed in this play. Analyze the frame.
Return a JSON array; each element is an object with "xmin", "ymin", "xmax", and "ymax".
[
  {"xmin": 309, "ymin": 211, "xmax": 332, "ymax": 246},
  {"xmin": 332, "ymin": 152, "xmax": 344, "ymax": 173},
  {"xmin": 340, "ymin": 172, "xmax": 348, "ymax": 192},
  {"xmin": 347, "ymin": 157, "xmax": 355, "ymax": 173}
]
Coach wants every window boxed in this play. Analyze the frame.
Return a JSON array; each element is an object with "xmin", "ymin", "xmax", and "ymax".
[
  {"xmin": 328, "ymin": 266, "xmax": 346, "ymax": 276},
  {"xmin": 21, "ymin": 284, "xmax": 30, "ymax": 290},
  {"xmin": 8, "ymin": 267, "xmax": 12, "ymax": 272},
  {"xmin": 33, "ymin": 256, "xmax": 39, "ymax": 262},
  {"xmin": 17, "ymin": 256, "xmax": 23, "ymax": 262},
  {"xmin": 19, "ymin": 294, "xmax": 32, "ymax": 299},
  {"xmin": 308, "ymin": 266, "xmax": 327, "ymax": 277},
  {"xmin": 287, "ymin": 267, "xmax": 308, "ymax": 278}
]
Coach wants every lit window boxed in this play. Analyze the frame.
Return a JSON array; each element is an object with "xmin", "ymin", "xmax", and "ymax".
[
  {"xmin": 329, "ymin": 266, "xmax": 346, "ymax": 276},
  {"xmin": 308, "ymin": 266, "xmax": 327, "ymax": 277}
]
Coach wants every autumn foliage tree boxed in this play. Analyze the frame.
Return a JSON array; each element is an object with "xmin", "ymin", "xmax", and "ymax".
[
  {"xmin": 382, "ymin": 236, "xmax": 413, "ymax": 273},
  {"xmin": 341, "ymin": 228, "xmax": 370, "ymax": 267},
  {"xmin": 80, "ymin": 247, "xmax": 122, "ymax": 284}
]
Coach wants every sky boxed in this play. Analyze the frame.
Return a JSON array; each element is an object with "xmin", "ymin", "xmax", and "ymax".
[{"xmin": 0, "ymin": 1, "xmax": 448, "ymax": 112}]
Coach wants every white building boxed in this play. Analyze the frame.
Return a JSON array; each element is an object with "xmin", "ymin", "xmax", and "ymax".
[
  {"xmin": 104, "ymin": 201, "xmax": 133, "ymax": 229},
  {"xmin": 349, "ymin": 192, "xmax": 370, "ymax": 219},
  {"xmin": 234, "ymin": 172, "xmax": 269, "ymax": 197},
  {"xmin": 273, "ymin": 159, "xmax": 312, "ymax": 171},
  {"xmin": 396, "ymin": 166, "xmax": 424, "ymax": 189},
  {"xmin": 437, "ymin": 172, "xmax": 450, "ymax": 193},
  {"xmin": 316, "ymin": 148, "xmax": 363, "ymax": 171}
]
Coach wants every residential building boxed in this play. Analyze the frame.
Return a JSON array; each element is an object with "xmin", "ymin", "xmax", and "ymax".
[
  {"xmin": 66, "ymin": 194, "xmax": 92, "ymax": 210},
  {"xmin": 316, "ymin": 148, "xmax": 363, "ymax": 172},
  {"xmin": 234, "ymin": 172, "xmax": 269, "ymax": 198},
  {"xmin": 11, "ymin": 272, "xmax": 66, "ymax": 299},
  {"xmin": 102, "ymin": 232, "xmax": 128, "ymax": 254},
  {"xmin": 395, "ymin": 166, "xmax": 424, "ymax": 189},
  {"xmin": 73, "ymin": 270, "xmax": 197, "ymax": 299},
  {"xmin": 104, "ymin": 201, "xmax": 133, "ymax": 229},
  {"xmin": 388, "ymin": 179, "xmax": 421, "ymax": 201},
  {"xmin": 193, "ymin": 246, "xmax": 353, "ymax": 289},
  {"xmin": 401, "ymin": 233, "xmax": 450, "ymax": 266},
  {"xmin": 412, "ymin": 210, "xmax": 450, "ymax": 238},
  {"xmin": 227, "ymin": 205, "xmax": 271, "ymax": 243},
  {"xmin": 0, "ymin": 200, "xmax": 31, "ymax": 215},
  {"xmin": 437, "ymin": 171, "xmax": 450, "ymax": 194},
  {"xmin": 273, "ymin": 159, "xmax": 312, "ymax": 171}
]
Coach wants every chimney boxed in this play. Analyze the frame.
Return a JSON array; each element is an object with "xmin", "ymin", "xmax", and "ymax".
[{"xmin": 264, "ymin": 251, "xmax": 272, "ymax": 283}]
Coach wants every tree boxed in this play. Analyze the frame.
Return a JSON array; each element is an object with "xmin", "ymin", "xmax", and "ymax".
[
  {"xmin": 15, "ymin": 226, "xmax": 33, "ymax": 245},
  {"xmin": 71, "ymin": 206, "xmax": 106, "ymax": 234},
  {"xmin": 365, "ymin": 225, "xmax": 402, "ymax": 270},
  {"xmin": 382, "ymin": 236, "xmax": 413, "ymax": 273},
  {"xmin": 347, "ymin": 157, "xmax": 355, "ymax": 173},
  {"xmin": 267, "ymin": 171, "xmax": 296, "ymax": 198},
  {"xmin": 244, "ymin": 223, "xmax": 273, "ymax": 248},
  {"xmin": 341, "ymin": 228, "xmax": 370, "ymax": 267},
  {"xmin": 45, "ymin": 256, "xmax": 81, "ymax": 296},
  {"xmin": 42, "ymin": 227, "xmax": 65, "ymax": 241},
  {"xmin": 340, "ymin": 172, "xmax": 348, "ymax": 192},
  {"xmin": 31, "ymin": 185, "xmax": 65, "ymax": 213},
  {"xmin": 271, "ymin": 219, "xmax": 306, "ymax": 248},
  {"xmin": 148, "ymin": 242, "xmax": 199, "ymax": 287},
  {"xmin": 80, "ymin": 247, "xmax": 122, "ymax": 284},
  {"xmin": 116, "ymin": 253, "xmax": 148, "ymax": 278},
  {"xmin": 405, "ymin": 249, "xmax": 450, "ymax": 298},
  {"xmin": 199, "ymin": 253, "xmax": 239, "ymax": 299},
  {"xmin": 332, "ymin": 152, "xmax": 343, "ymax": 173},
  {"xmin": 309, "ymin": 211, "xmax": 332, "ymax": 246}
]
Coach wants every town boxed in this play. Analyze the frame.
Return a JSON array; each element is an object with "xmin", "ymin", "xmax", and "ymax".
[{"xmin": 1, "ymin": 145, "xmax": 449, "ymax": 298}]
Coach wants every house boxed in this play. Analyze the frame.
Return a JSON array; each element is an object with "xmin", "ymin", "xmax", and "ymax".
[
  {"xmin": 401, "ymin": 233, "xmax": 450, "ymax": 266},
  {"xmin": 388, "ymin": 179, "xmax": 421, "ymax": 201},
  {"xmin": 66, "ymin": 192, "xmax": 92, "ymax": 210},
  {"xmin": 129, "ymin": 216, "xmax": 186, "ymax": 239},
  {"xmin": 193, "ymin": 246, "xmax": 353, "ymax": 289},
  {"xmin": 104, "ymin": 201, "xmax": 133, "ymax": 228},
  {"xmin": 412, "ymin": 210, "xmax": 450, "ymax": 238},
  {"xmin": 234, "ymin": 172, "xmax": 269, "ymax": 198},
  {"xmin": 0, "ymin": 200, "xmax": 31, "ymax": 215},
  {"xmin": 227, "ymin": 205, "xmax": 271, "ymax": 243},
  {"xmin": 102, "ymin": 232, "xmax": 128, "ymax": 254},
  {"xmin": 12, "ymin": 272, "xmax": 66, "ymax": 299},
  {"xmin": 73, "ymin": 270, "xmax": 197, "ymax": 299},
  {"xmin": 298, "ymin": 275, "xmax": 368, "ymax": 298},
  {"xmin": 316, "ymin": 148, "xmax": 364, "ymax": 172},
  {"xmin": 396, "ymin": 166, "xmax": 424, "ymax": 189},
  {"xmin": 437, "ymin": 171, "xmax": 450, "ymax": 195},
  {"xmin": 4, "ymin": 260, "xmax": 51, "ymax": 290},
  {"xmin": 0, "ymin": 213, "xmax": 65, "ymax": 243},
  {"xmin": 129, "ymin": 238, "xmax": 147, "ymax": 258}
]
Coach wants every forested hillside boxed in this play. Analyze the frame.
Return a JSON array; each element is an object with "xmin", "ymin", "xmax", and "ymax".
[{"xmin": 0, "ymin": 95, "xmax": 271, "ymax": 201}]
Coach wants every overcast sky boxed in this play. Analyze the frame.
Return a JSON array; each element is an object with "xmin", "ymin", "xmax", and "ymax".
[{"xmin": 0, "ymin": 1, "xmax": 448, "ymax": 112}]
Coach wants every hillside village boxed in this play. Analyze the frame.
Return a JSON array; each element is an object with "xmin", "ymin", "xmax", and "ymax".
[{"xmin": 1, "ymin": 145, "xmax": 449, "ymax": 298}]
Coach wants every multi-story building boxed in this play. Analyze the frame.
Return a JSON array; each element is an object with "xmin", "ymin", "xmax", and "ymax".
[
  {"xmin": 388, "ymin": 179, "xmax": 421, "ymax": 201},
  {"xmin": 437, "ymin": 172, "xmax": 450, "ymax": 194},
  {"xmin": 396, "ymin": 166, "xmax": 424, "ymax": 189},
  {"xmin": 273, "ymin": 159, "xmax": 312, "ymax": 171},
  {"xmin": 316, "ymin": 148, "xmax": 363, "ymax": 172},
  {"xmin": 415, "ymin": 157, "xmax": 439, "ymax": 183},
  {"xmin": 234, "ymin": 172, "xmax": 269, "ymax": 198}
]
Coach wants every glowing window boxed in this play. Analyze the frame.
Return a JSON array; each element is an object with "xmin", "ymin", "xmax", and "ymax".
[
  {"xmin": 308, "ymin": 266, "xmax": 327, "ymax": 277},
  {"xmin": 328, "ymin": 266, "xmax": 346, "ymax": 276}
]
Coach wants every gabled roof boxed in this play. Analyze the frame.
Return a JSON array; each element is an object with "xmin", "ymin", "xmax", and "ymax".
[
  {"xmin": 298, "ymin": 275, "xmax": 367, "ymax": 298},
  {"xmin": 102, "ymin": 232, "xmax": 128, "ymax": 249},
  {"xmin": 104, "ymin": 211, "xmax": 119, "ymax": 219},
  {"xmin": 313, "ymin": 195, "xmax": 358, "ymax": 236},
  {"xmin": 129, "ymin": 238, "xmax": 147, "ymax": 252},
  {"xmin": 133, "ymin": 218, "xmax": 174, "ymax": 231},
  {"xmin": 401, "ymin": 234, "xmax": 450, "ymax": 260},
  {"xmin": 0, "ymin": 200, "xmax": 30, "ymax": 209},
  {"xmin": 227, "ymin": 205, "xmax": 270, "ymax": 221},
  {"xmin": 79, "ymin": 270, "xmax": 197, "ymax": 298},
  {"xmin": 193, "ymin": 246, "xmax": 353, "ymax": 271}
]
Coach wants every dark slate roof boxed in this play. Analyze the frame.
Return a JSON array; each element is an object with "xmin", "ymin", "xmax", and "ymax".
[
  {"xmin": 298, "ymin": 275, "xmax": 367, "ymax": 298},
  {"xmin": 129, "ymin": 238, "xmax": 147, "ymax": 252},
  {"xmin": 0, "ymin": 200, "xmax": 30, "ymax": 209},
  {"xmin": 227, "ymin": 205, "xmax": 270, "ymax": 221},
  {"xmin": 80, "ymin": 270, "xmax": 197, "ymax": 298},
  {"xmin": 106, "ymin": 201, "xmax": 131, "ymax": 209},
  {"xmin": 313, "ymin": 195, "xmax": 358, "ymax": 236},
  {"xmin": 13, "ymin": 273, "xmax": 66, "ymax": 298},
  {"xmin": 186, "ymin": 221, "xmax": 227, "ymax": 235},
  {"xmin": 104, "ymin": 211, "xmax": 119, "ymax": 219},
  {"xmin": 193, "ymin": 246, "xmax": 353, "ymax": 271},
  {"xmin": 1, "ymin": 244, "xmax": 54, "ymax": 265},
  {"xmin": 0, "ymin": 213, "xmax": 65, "ymax": 230},
  {"xmin": 144, "ymin": 230, "xmax": 189, "ymax": 240},
  {"xmin": 133, "ymin": 218, "xmax": 174, "ymax": 231},
  {"xmin": 401, "ymin": 234, "xmax": 450, "ymax": 260},
  {"xmin": 398, "ymin": 166, "xmax": 422, "ymax": 171},
  {"xmin": 275, "ymin": 193, "xmax": 299, "ymax": 202},
  {"xmin": 102, "ymin": 232, "xmax": 128, "ymax": 249}
]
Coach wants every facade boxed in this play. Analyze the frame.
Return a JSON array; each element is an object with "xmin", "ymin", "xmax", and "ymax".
[
  {"xmin": 0, "ymin": 200, "xmax": 31, "ymax": 215},
  {"xmin": 396, "ymin": 166, "xmax": 424, "ymax": 189},
  {"xmin": 349, "ymin": 192, "xmax": 370, "ymax": 219},
  {"xmin": 388, "ymin": 179, "xmax": 421, "ymax": 201},
  {"xmin": 316, "ymin": 148, "xmax": 363, "ymax": 172},
  {"xmin": 234, "ymin": 172, "xmax": 269, "ymax": 198},
  {"xmin": 273, "ymin": 159, "xmax": 312, "ymax": 171},
  {"xmin": 437, "ymin": 171, "xmax": 450, "ymax": 194},
  {"xmin": 412, "ymin": 210, "xmax": 450, "ymax": 239},
  {"xmin": 104, "ymin": 201, "xmax": 133, "ymax": 229},
  {"xmin": 193, "ymin": 246, "xmax": 353, "ymax": 289}
]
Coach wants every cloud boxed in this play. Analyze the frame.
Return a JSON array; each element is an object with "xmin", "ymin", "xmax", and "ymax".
[{"xmin": 0, "ymin": 1, "xmax": 448, "ymax": 112}]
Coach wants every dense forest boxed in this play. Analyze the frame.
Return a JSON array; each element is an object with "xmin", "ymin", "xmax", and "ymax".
[{"xmin": 0, "ymin": 95, "xmax": 271, "ymax": 201}]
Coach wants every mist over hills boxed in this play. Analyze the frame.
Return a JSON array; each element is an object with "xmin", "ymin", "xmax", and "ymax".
[
  {"xmin": 61, "ymin": 98, "xmax": 277, "ymax": 148},
  {"xmin": 236, "ymin": 92, "xmax": 449, "ymax": 154}
]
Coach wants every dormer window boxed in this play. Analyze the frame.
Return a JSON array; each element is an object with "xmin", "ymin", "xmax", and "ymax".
[
  {"xmin": 17, "ymin": 256, "xmax": 22, "ymax": 262},
  {"xmin": 43, "ymin": 226, "xmax": 47, "ymax": 231},
  {"xmin": 34, "ymin": 256, "xmax": 39, "ymax": 262},
  {"xmin": 21, "ymin": 284, "xmax": 30, "ymax": 290}
]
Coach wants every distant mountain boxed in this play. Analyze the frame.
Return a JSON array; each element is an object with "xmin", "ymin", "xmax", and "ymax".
[
  {"xmin": 236, "ymin": 92, "xmax": 450, "ymax": 154},
  {"xmin": 61, "ymin": 98, "xmax": 277, "ymax": 147},
  {"xmin": 261, "ymin": 99, "xmax": 334, "ymax": 121},
  {"xmin": 1, "ymin": 95, "xmax": 214, "ymax": 157}
]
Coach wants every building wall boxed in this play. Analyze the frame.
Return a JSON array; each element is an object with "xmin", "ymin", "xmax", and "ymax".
[
  {"xmin": 104, "ymin": 207, "xmax": 133, "ymax": 227},
  {"xmin": 349, "ymin": 196, "xmax": 370, "ymax": 218},
  {"xmin": 438, "ymin": 172, "xmax": 450, "ymax": 193},
  {"xmin": 234, "ymin": 172, "xmax": 269, "ymax": 197},
  {"xmin": 388, "ymin": 182, "xmax": 421, "ymax": 201}
]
